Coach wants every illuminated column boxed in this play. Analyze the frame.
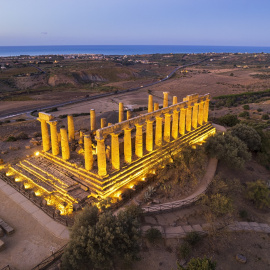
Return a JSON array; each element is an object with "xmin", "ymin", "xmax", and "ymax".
[
  {"xmin": 119, "ymin": 102, "xmax": 124, "ymax": 122},
  {"xmin": 173, "ymin": 96, "xmax": 178, "ymax": 105},
  {"xmin": 179, "ymin": 108, "xmax": 186, "ymax": 135},
  {"xmin": 172, "ymin": 110, "xmax": 179, "ymax": 140},
  {"xmin": 60, "ymin": 128, "xmax": 70, "ymax": 161},
  {"xmin": 111, "ymin": 133, "xmax": 120, "ymax": 170},
  {"xmin": 78, "ymin": 131, "xmax": 84, "ymax": 145},
  {"xmin": 163, "ymin": 92, "xmax": 169, "ymax": 108},
  {"xmin": 154, "ymin": 103, "xmax": 159, "ymax": 111},
  {"xmin": 164, "ymin": 113, "xmax": 171, "ymax": 142},
  {"xmin": 96, "ymin": 132, "xmax": 107, "ymax": 177},
  {"xmin": 101, "ymin": 118, "xmax": 106, "ymax": 128},
  {"xmin": 192, "ymin": 103, "xmax": 199, "ymax": 129},
  {"xmin": 84, "ymin": 135, "xmax": 93, "ymax": 171},
  {"xmin": 155, "ymin": 116, "xmax": 163, "ymax": 146},
  {"xmin": 135, "ymin": 123, "xmax": 143, "ymax": 158},
  {"xmin": 186, "ymin": 106, "xmax": 192, "ymax": 132},
  {"xmin": 90, "ymin": 109, "xmax": 96, "ymax": 132},
  {"xmin": 124, "ymin": 128, "xmax": 132, "ymax": 163},
  {"xmin": 146, "ymin": 120, "xmax": 154, "ymax": 152},
  {"xmin": 67, "ymin": 115, "xmax": 75, "ymax": 141},
  {"xmin": 126, "ymin": 110, "xmax": 131, "ymax": 120},
  {"xmin": 203, "ymin": 99, "xmax": 210, "ymax": 123},
  {"xmin": 198, "ymin": 101, "xmax": 204, "ymax": 126},
  {"xmin": 49, "ymin": 121, "xmax": 59, "ymax": 156},
  {"xmin": 148, "ymin": 95, "xmax": 153, "ymax": 113},
  {"xmin": 40, "ymin": 119, "xmax": 50, "ymax": 152}
]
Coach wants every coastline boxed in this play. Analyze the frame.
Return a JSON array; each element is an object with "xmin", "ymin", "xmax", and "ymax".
[{"xmin": 0, "ymin": 45, "xmax": 270, "ymax": 57}]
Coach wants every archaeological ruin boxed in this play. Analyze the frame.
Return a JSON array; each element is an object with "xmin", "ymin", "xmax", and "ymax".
[{"xmin": 5, "ymin": 93, "xmax": 215, "ymax": 215}]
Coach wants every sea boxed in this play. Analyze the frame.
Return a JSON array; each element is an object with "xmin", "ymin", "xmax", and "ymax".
[{"xmin": 0, "ymin": 45, "xmax": 270, "ymax": 57}]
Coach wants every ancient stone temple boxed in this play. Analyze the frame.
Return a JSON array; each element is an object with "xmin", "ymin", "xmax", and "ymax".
[{"xmin": 8, "ymin": 92, "xmax": 215, "ymax": 214}]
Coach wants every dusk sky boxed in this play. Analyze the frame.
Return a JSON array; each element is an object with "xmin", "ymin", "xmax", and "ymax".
[{"xmin": 1, "ymin": 0, "xmax": 270, "ymax": 46}]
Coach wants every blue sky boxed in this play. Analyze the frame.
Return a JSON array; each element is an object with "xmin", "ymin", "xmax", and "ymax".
[{"xmin": 1, "ymin": 0, "xmax": 270, "ymax": 46}]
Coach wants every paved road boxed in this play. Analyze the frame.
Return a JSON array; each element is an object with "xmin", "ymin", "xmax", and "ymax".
[{"xmin": 0, "ymin": 58, "xmax": 209, "ymax": 120}]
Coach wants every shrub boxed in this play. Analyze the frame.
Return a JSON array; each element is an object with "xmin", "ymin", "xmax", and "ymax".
[
  {"xmin": 238, "ymin": 111, "xmax": 249, "ymax": 118},
  {"xmin": 145, "ymin": 228, "xmax": 162, "ymax": 243},
  {"xmin": 262, "ymin": 114, "xmax": 269, "ymax": 120},
  {"xmin": 231, "ymin": 124, "xmax": 261, "ymax": 151},
  {"xmin": 239, "ymin": 209, "xmax": 248, "ymax": 220},
  {"xmin": 257, "ymin": 108, "xmax": 263, "ymax": 112},
  {"xmin": 15, "ymin": 118, "xmax": 26, "ymax": 122},
  {"xmin": 184, "ymin": 232, "xmax": 202, "ymax": 246},
  {"xmin": 215, "ymin": 114, "xmax": 239, "ymax": 127},
  {"xmin": 178, "ymin": 256, "xmax": 216, "ymax": 270},
  {"xmin": 205, "ymin": 133, "xmax": 251, "ymax": 168},
  {"xmin": 177, "ymin": 242, "xmax": 192, "ymax": 259},
  {"xmin": 6, "ymin": 136, "xmax": 17, "ymax": 142},
  {"xmin": 242, "ymin": 104, "xmax": 250, "ymax": 110},
  {"xmin": 4, "ymin": 120, "xmax": 10, "ymax": 123},
  {"xmin": 245, "ymin": 180, "xmax": 270, "ymax": 209}
]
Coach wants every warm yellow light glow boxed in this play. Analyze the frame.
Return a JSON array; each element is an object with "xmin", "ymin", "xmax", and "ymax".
[
  {"xmin": 35, "ymin": 151, "xmax": 40, "ymax": 157},
  {"xmin": 24, "ymin": 183, "xmax": 32, "ymax": 189},
  {"xmin": 15, "ymin": 177, "xmax": 21, "ymax": 182},
  {"xmin": 142, "ymin": 177, "xmax": 146, "ymax": 181},
  {"xmin": 6, "ymin": 171, "xmax": 13, "ymax": 176},
  {"xmin": 129, "ymin": 184, "xmax": 134, "ymax": 189},
  {"xmin": 114, "ymin": 192, "xmax": 122, "ymax": 198},
  {"xmin": 35, "ymin": 190, "xmax": 42, "ymax": 196}
]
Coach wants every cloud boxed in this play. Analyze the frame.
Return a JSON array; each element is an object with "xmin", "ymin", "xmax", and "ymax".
[{"xmin": 41, "ymin": 32, "xmax": 48, "ymax": 35}]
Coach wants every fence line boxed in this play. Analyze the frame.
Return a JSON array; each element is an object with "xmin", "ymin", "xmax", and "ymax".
[
  {"xmin": 31, "ymin": 244, "xmax": 67, "ymax": 270},
  {"xmin": 0, "ymin": 173, "xmax": 74, "ymax": 227}
]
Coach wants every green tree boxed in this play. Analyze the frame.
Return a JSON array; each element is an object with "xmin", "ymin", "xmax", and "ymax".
[
  {"xmin": 61, "ymin": 205, "xmax": 142, "ymax": 270},
  {"xmin": 205, "ymin": 133, "xmax": 251, "ymax": 168},
  {"xmin": 245, "ymin": 180, "xmax": 270, "ymax": 209},
  {"xmin": 178, "ymin": 256, "xmax": 216, "ymax": 270},
  {"xmin": 215, "ymin": 114, "xmax": 239, "ymax": 127},
  {"xmin": 231, "ymin": 124, "xmax": 261, "ymax": 151}
]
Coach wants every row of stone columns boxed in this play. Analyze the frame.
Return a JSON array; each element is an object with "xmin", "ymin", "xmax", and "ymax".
[{"xmin": 95, "ymin": 95, "xmax": 210, "ymax": 176}]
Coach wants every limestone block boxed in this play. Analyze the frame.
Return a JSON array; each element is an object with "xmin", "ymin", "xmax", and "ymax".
[{"xmin": 25, "ymin": 145, "xmax": 31, "ymax": 149}]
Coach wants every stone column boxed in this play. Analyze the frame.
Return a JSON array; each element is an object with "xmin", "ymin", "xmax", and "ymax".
[
  {"xmin": 126, "ymin": 110, "xmax": 131, "ymax": 120},
  {"xmin": 40, "ymin": 119, "xmax": 50, "ymax": 152},
  {"xmin": 78, "ymin": 131, "xmax": 84, "ymax": 145},
  {"xmin": 148, "ymin": 95, "xmax": 153, "ymax": 113},
  {"xmin": 154, "ymin": 103, "xmax": 159, "ymax": 111},
  {"xmin": 186, "ymin": 106, "xmax": 192, "ymax": 132},
  {"xmin": 111, "ymin": 133, "xmax": 120, "ymax": 170},
  {"xmin": 173, "ymin": 96, "xmax": 178, "ymax": 105},
  {"xmin": 155, "ymin": 116, "xmax": 163, "ymax": 146},
  {"xmin": 96, "ymin": 134, "xmax": 107, "ymax": 177},
  {"xmin": 198, "ymin": 101, "xmax": 204, "ymax": 126},
  {"xmin": 124, "ymin": 128, "xmax": 132, "ymax": 163},
  {"xmin": 67, "ymin": 115, "xmax": 75, "ymax": 141},
  {"xmin": 163, "ymin": 92, "xmax": 169, "ymax": 108},
  {"xmin": 135, "ymin": 123, "xmax": 143, "ymax": 158},
  {"xmin": 146, "ymin": 120, "xmax": 154, "ymax": 152},
  {"xmin": 90, "ymin": 109, "xmax": 96, "ymax": 132},
  {"xmin": 192, "ymin": 103, "xmax": 199, "ymax": 129},
  {"xmin": 172, "ymin": 110, "xmax": 179, "ymax": 140},
  {"xmin": 179, "ymin": 108, "xmax": 186, "ymax": 135},
  {"xmin": 49, "ymin": 121, "xmax": 59, "ymax": 156},
  {"xmin": 203, "ymin": 99, "xmax": 210, "ymax": 123},
  {"xmin": 164, "ymin": 113, "xmax": 171, "ymax": 142},
  {"xmin": 101, "ymin": 118, "xmax": 106, "ymax": 128},
  {"xmin": 60, "ymin": 128, "xmax": 70, "ymax": 160},
  {"xmin": 119, "ymin": 102, "xmax": 124, "ymax": 123},
  {"xmin": 84, "ymin": 135, "xmax": 93, "ymax": 171}
]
